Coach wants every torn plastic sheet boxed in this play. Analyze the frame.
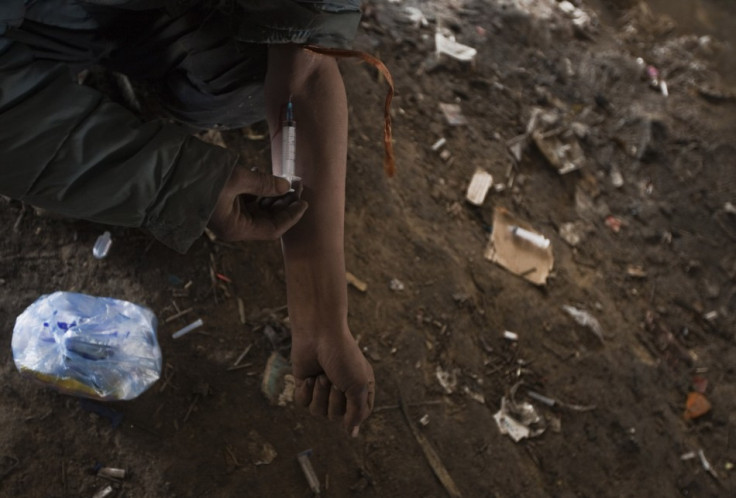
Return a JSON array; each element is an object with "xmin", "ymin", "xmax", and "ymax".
[{"xmin": 493, "ymin": 396, "xmax": 546, "ymax": 442}]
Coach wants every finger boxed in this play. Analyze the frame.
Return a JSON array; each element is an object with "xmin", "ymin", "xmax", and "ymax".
[
  {"xmin": 234, "ymin": 169, "xmax": 291, "ymax": 198},
  {"xmin": 295, "ymin": 377, "xmax": 315, "ymax": 407},
  {"xmin": 328, "ymin": 385, "xmax": 347, "ymax": 421},
  {"xmin": 258, "ymin": 191, "xmax": 299, "ymax": 210},
  {"xmin": 344, "ymin": 383, "xmax": 370, "ymax": 433},
  {"xmin": 309, "ymin": 375, "xmax": 331, "ymax": 417},
  {"xmin": 240, "ymin": 200, "xmax": 308, "ymax": 240}
]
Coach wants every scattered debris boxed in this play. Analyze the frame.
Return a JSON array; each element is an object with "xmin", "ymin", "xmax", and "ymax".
[
  {"xmin": 404, "ymin": 7, "xmax": 428, "ymax": 28},
  {"xmin": 626, "ymin": 265, "xmax": 647, "ymax": 278},
  {"xmin": 559, "ymin": 221, "xmax": 587, "ymax": 247},
  {"xmin": 698, "ymin": 449, "xmax": 719, "ymax": 479},
  {"xmin": 465, "ymin": 169, "xmax": 493, "ymax": 206},
  {"xmin": 228, "ymin": 343, "xmax": 253, "ymax": 371},
  {"xmin": 529, "ymin": 109, "xmax": 586, "ymax": 175},
  {"xmin": 435, "ymin": 31, "xmax": 477, "ymax": 64},
  {"xmin": 526, "ymin": 390, "xmax": 596, "ymax": 412},
  {"xmin": 703, "ymin": 310, "xmax": 718, "ymax": 322},
  {"xmin": 684, "ymin": 392, "xmax": 711, "ymax": 420},
  {"xmin": 692, "ymin": 376, "xmax": 708, "ymax": 394},
  {"xmin": 279, "ymin": 374, "xmax": 296, "ymax": 406},
  {"xmin": 493, "ymin": 394, "xmax": 546, "ymax": 442},
  {"xmin": 164, "ymin": 307, "xmax": 194, "ymax": 324},
  {"xmin": 485, "ymin": 207, "xmax": 554, "ymax": 286},
  {"xmin": 91, "ymin": 485, "xmax": 114, "ymax": 498},
  {"xmin": 92, "ymin": 231, "xmax": 112, "ymax": 259},
  {"xmin": 610, "ymin": 165, "xmax": 624, "ymax": 188},
  {"xmin": 503, "ymin": 331, "xmax": 519, "ymax": 341},
  {"xmin": 346, "ymin": 272, "xmax": 368, "ymax": 292},
  {"xmin": 97, "ymin": 467, "xmax": 126, "ymax": 480},
  {"xmin": 562, "ymin": 305, "xmax": 604, "ymax": 343},
  {"xmin": 216, "ymin": 273, "xmax": 232, "ymax": 283},
  {"xmin": 389, "ymin": 278, "xmax": 405, "ymax": 292},
  {"xmin": 604, "ymin": 215, "xmax": 623, "ymax": 233},
  {"xmin": 262, "ymin": 323, "xmax": 292, "ymax": 354},
  {"xmin": 237, "ymin": 297, "xmax": 246, "ymax": 324},
  {"xmin": 639, "ymin": 60, "xmax": 669, "ymax": 97},
  {"xmin": 172, "ymin": 318, "xmax": 203, "ymax": 339},
  {"xmin": 557, "ymin": 0, "xmax": 596, "ymax": 34},
  {"xmin": 261, "ymin": 352, "xmax": 293, "ymax": 406},
  {"xmin": 248, "ymin": 430, "xmax": 277, "ymax": 466},
  {"xmin": 399, "ymin": 393, "xmax": 463, "ymax": 498},
  {"xmin": 431, "ymin": 137, "xmax": 447, "ymax": 151},
  {"xmin": 435, "ymin": 366, "xmax": 458, "ymax": 394},
  {"xmin": 463, "ymin": 386, "xmax": 486, "ymax": 404},
  {"xmin": 438, "ymin": 103, "xmax": 468, "ymax": 126},
  {"xmin": 297, "ymin": 450, "xmax": 321, "ymax": 495},
  {"xmin": 419, "ymin": 414, "xmax": 430, "ymax": 426}
]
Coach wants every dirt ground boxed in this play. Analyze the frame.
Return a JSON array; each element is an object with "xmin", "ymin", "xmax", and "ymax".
[{"xmin": 1, "ymin": 0, "xmax": 735, "ymax": 496}]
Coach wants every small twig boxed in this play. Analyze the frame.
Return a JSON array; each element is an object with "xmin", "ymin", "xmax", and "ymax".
[
  {"xmin": 225, "ymin": 446, "xmax": 241, "ymax": 467},
  {"xmin": 374, "ymin": 399, "xmax": 443, "ymax": 413},
  {"xmin": 714, "ymin": 212, "xmax": 736, "ymax": 242},
  {"xmin": 159, "ymin": 369, "xmax": 175, "ymax": 393},
  {"xmin": 398, "ymin": 392, "xmax": 462, "ymax": 498},
  {"xmin": 237, "ymin": 298, "xmax": 246, "ymax": 325},
  {"xmin": 183, "ymin": 395, "xmax": 199, "ymax": 423},
  {"xmin": 527, "ymin": 390, "xmax": 596, "ymax": 412},
  {"xmin": 226, "ymin": 363, "xmax": 253, "ymax": 372},
  {"xmin": 164, "ymin": 307, "xmax": 194, "ymax": 323},
  {"xmin": 231, "ymin": 344, "xmax": 253, "ymax": 368},
  {"xmin": 13, "ymin": 204, "xmax": 26, "ymax": 232}
]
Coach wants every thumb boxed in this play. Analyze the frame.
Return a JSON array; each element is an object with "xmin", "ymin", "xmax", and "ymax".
[{"xmin": 233, "ymin": 168, "xmax": 291, "ymax": 197}]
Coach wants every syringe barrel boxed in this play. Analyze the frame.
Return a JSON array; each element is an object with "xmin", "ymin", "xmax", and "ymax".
[{"xmin": 279, "ymin": 121, "xmax": 296, "ymax": 183}]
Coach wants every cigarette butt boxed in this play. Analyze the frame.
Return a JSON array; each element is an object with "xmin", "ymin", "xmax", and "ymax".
[{"xmin": 351, "ymin": 426, "xmax": 360, "ymax": 438}]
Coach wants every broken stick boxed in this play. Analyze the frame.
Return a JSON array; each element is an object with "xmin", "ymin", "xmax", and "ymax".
[{"xmin": 399, "ymin": 392, "xmax": 462, "ymax": 498}]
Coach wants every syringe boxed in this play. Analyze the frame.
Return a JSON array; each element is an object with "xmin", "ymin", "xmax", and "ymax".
[
  {"xmin": 509, "ymin": 225, "xmax": 550, "ymax": 250},
  {"xmin": 277, "ymin": 99, "xmax": 299, "ymax": 187}
]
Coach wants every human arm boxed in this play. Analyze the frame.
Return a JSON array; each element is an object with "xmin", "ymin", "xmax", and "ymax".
[
  {"xmin": 265, "ymin": 45, "xmax": 374, "ymax": 434},
  {"xmin": 0, "ymin": 8, "xmax": 302, "ymax": 252}
]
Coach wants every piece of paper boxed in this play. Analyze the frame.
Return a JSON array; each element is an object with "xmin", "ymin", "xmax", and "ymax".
[
  {"xmin": 484, "ymin": 207, "xmax": 554, "ymax": 285},
  {"xmin": 466, "ymin": 169, "xmax": 493, "ymax": 206}
]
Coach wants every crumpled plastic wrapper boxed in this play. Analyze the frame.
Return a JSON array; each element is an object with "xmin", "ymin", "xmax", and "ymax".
[{"xmin": 12, "ymin": 291, "xmax": 161, "ymax": 401}]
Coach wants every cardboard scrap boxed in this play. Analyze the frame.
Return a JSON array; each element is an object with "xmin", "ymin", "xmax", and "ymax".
[
  {"xmin": 484, "ymin": 207, "xmax": 554, "ymax": 285},
  {"xmin": 465, "ymin": 169, "xmax": 493, "ymax": 206}
]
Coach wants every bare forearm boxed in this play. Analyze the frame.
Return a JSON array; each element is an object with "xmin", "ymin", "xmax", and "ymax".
[{"xmin": 265, "ymin": 46, "xmax": 349, "ymax": 333}]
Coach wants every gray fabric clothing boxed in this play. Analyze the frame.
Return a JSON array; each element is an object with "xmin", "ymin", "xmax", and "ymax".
[{"xmin": 0, "ymin": 0, "xmax": 361, "ymax": 253}]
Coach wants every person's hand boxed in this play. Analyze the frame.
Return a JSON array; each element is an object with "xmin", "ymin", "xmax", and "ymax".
[
  {"xmin": 208, "ymin": 165, "xmax": 308, "ymax": 241},
  {"xmin": 292, "ymin": 329, "xmax": 375, "ymax": 436}
]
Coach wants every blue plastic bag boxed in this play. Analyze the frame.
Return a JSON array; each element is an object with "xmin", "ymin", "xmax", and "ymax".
[{"xmin": 12, "ymin": 292, "xmax": 162, "ymax": 401}]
